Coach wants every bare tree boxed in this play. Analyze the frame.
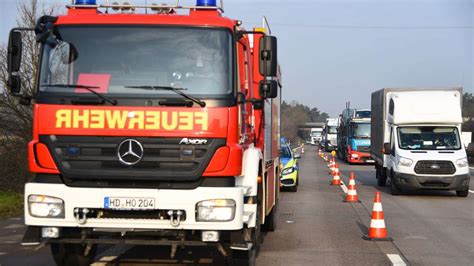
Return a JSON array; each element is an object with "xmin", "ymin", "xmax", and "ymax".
[{"xmin": 0, "ymin": 0, "xmax": 57, "ymax": 192}]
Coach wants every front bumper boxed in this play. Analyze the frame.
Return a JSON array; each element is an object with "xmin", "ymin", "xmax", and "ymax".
[
  {"xmin": 25, "ymin": 183, "xmax": 253, "ymax": 231},
  {"xmin": 393, "ymin": 172, "xmax": 470, "ymax": 190},
  {"xmin": 348, "ymin": 151, "xmax": 373, "ymax": 164},
  {"xmin": 280, "ymin": 171, "xmax": 298, "ymax": 187}
]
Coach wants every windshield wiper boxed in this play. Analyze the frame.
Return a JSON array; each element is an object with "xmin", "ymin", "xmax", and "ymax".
[
  {"xmin": 125, "ymin": 86, "xmax": 206, "ymax": 108},
  {"xmin": 41, "ymin": 84, "xmax": 117, "ymax": 106}
]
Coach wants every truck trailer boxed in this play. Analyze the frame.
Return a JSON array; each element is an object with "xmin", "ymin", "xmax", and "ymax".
[
  {"xmin": 371, "ymin": 88, "xmax": 470, "ymax": 196},
  {"xmin": 7, "ymin": 1, "xmax": 282, "ymax": 264}
]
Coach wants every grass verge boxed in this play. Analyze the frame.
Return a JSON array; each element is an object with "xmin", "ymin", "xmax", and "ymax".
[{"xmin": 0, "ymin": 191, "xmax": 23, "ymax": 219}]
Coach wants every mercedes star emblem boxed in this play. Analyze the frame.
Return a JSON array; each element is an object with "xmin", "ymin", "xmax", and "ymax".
[{"xmin": 117, "ymin": 139, "xmax": 144, "ymax": 166}]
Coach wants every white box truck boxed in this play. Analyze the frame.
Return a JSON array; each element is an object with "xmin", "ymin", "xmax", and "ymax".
[{"xmin": 371, "ymin": 88, "xmax": 470, "ymax": 197}]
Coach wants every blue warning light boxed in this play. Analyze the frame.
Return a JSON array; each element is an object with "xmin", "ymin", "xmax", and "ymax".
[
  {"xmin": 196, "ymin": 0, "xmax": 217, "ymax": 6},
  {"xmin": 75, "ymin": 0, "xmax": 97, "ymax": 5}
]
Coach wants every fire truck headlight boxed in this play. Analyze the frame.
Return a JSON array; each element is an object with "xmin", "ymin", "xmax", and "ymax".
[
  {"xmin": 196, "ymin": 199, "xmax": 236, "ymax": 222},
  {"xmin": 28, "ymin": 195, "xmax": 65, "ymax": 218}
]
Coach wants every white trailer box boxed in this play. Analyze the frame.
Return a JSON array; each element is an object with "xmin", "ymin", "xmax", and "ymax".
[{"xmin": 371, "ymin": 88, "xmax": 470, "ymax": 197}]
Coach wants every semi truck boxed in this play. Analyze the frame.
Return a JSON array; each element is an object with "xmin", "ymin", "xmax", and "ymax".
[
  {"xmin": 337, "ymin": 108, "xmax": 373, "ymax": 163},
  {"xmin": 371, "ymin": 88, "xmax": 470, "ymax": 197},
  {"xmin": 322, "ymin": 118, "xmax": 339, "ymax": 151},
  {"xmin": 7, "ymin": 0, "xmax": 282, "ymax": 264}
]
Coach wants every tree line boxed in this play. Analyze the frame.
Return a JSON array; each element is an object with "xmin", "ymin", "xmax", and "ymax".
[{"xmin": 281, "ymin": 101, "xmax": 329, "ymax": 144}]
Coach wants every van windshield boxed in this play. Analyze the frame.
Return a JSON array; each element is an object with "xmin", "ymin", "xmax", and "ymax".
[{"xmin": 398, "ymin": 127, "xmax": 461, "ymax": 150}]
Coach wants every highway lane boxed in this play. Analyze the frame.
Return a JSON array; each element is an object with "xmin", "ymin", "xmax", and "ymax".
[
  {"xmin": 0, "ymin": 145, "xmax": 472, "ymax": 265},
  {"xmin": 336, "ymin": 157, "xmax": 474, "ymax": 265}
]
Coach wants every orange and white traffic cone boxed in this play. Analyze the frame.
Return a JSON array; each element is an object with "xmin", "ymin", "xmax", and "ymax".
[
  {"xmin": 364, "ymin": 192, "xmax": 392, "ymax": 241},
  {"xmin": 330, "ymin": 164, "xmax": 341, "ymax": 185},
  {"xmin": 344, "ymin": 172, "xmax": 361, "ymax": 203}
]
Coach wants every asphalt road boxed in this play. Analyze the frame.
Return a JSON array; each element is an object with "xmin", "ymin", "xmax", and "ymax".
[{"xmin": 0, "ymin": 145, "xmax": 473, "ymax": 265}]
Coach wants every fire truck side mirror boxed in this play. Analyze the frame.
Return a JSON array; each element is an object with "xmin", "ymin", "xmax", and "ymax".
[
  {"xmin": 7, "ymin": 31, "xmax": 23, "ymax": 74},
  {"xmin": 7, "ymin": 30, "xmax": 23, "ymax": 96},
  {"xmin": 259, "ymin": 80, "xmax": 278, "ymax": 99},
  {"xmin": 259, "ymin": 36, "xmax": 278, "ymax": 77}
]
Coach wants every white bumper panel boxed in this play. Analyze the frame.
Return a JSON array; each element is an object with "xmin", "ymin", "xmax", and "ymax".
[{"xmin": 25, "ymin": 183, "xmax": 248, "ymax": 231}]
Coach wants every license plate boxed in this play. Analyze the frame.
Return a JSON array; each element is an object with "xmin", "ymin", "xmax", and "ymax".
[
  {"xmin": 104, "ymin": 197, "xmax": 155, "ymax": 210},
  {"xmin": 366, "ymin": 160, "xmax": 375, "ymax": 163}
]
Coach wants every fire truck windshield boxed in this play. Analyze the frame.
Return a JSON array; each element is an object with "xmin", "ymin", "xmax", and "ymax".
[{"xmin": 38, "ymin": 26, "xmax": 233, "ymax": 99}]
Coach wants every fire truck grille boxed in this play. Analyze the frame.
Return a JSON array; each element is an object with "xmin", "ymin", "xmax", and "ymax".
[
  {"xmin": 40, "ymin": 136, "xmax": 226, "ymax": 183},
  {"xmin": 414, "ymin": 161, "xmax": 456, "ymax": 175}
]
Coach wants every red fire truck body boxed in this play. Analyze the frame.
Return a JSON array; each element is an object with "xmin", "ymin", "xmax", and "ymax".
[{"xmin": 7, "ymin": 1, "xmax": 281, "ymax": 264}]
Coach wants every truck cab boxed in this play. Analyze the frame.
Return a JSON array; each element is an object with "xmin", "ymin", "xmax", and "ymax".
[{"xmin": 323, "ymin": 118, "xmax": 339, "ymax": 152}]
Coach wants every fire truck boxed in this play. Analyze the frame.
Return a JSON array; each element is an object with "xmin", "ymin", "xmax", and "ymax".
[{"xmin": 7, "ymin": 0, "xmax": 281, "ymax": 264}]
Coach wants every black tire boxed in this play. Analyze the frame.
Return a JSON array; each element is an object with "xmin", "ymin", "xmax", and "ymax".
[
  {"xmin": 376, "ymin": 166, "xmax": 387, "ymax": 187},
  {"xmin": 289, "ymin": 185, "xmax": 298, "ymax": 192},
  {"xmin": 262, "ymin": 204, "xmax": 277, "ymax": 232},
  {"xmin": 228, "ymin": 248, "xmax": 257, "ymax": 266},
  {"xmin": 51, "ymin": 243, "xmax": 97, "ymax": 266},
  {"xmin": 390, "ymin": 179, "xmax": 400, "ymax": 196},
  {"xmin": 456, "ymin": 189, "xmax": 469, "ymax": 197}
]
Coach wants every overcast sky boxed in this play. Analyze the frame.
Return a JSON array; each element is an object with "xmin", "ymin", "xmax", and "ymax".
[{"xmin": 1, "ymin": 0, "xmax": 473, "ymax": 116}]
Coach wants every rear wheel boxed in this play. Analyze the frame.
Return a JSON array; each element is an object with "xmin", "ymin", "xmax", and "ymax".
[
  {"xmin": 51, "ymin": 243, "xmax": 97, "ymax": 266},
  {"xmin": 376, "ymin": 165, "xmax": 387, "ymax": 187},
  {"xmin": 262, "ymin": 204, "xmax": 277, "ymax": 232},
  {"xmin": 456, "ymin": 189, "xmax": 469, "ymax": 197}
]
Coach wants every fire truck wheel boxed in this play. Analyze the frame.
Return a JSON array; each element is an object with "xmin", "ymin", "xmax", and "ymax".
[
  {"xmin": 50, "ymin": 243, "xmax": 97, "ymax": 266},
  {"xmin": 228, "ymin": 249, "xmax": 257, "ymax": 266},
  {"xmin": 262, "ymin": 204, "xmax": 277, "ymax": 232}
]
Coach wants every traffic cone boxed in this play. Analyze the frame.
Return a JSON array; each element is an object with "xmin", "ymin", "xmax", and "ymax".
[
  {"xmin": 364, "ymin": 192, "xmax": 392, "ymax": 241},
  {"xmin": 330, "ymin": 164, "xmax": 341, "ymax": 185},
  {"xmin": 344, "ymin": 172, "xmax": 361, "ymax": 203}
]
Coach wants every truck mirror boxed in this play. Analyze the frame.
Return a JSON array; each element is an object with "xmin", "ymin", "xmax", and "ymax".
[
  {"xmin": 7, "ymin": 31, "xmax": 23, "ymax": 73},
  {"xmin": 259, "ymin": 80, "xmax": 278, "ymax": 99},
  {"xmin": 383, "ymin": 143, "xmax": 391, "ymax": 155},
  {"xmin": 259, "ymin": 36, "xmax": 278, "ymax": 77},
  {"xmin": 8, "ymin": 74, "xmax": 21, "ymax": 95}
]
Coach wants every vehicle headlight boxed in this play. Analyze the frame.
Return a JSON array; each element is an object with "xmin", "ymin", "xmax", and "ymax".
[
  {"xmin": 28, "ymin": 195, "xmax": 64, "ymax": 218},
  {"xmin": 196, "ymin": 199, "xmax": 236, "ymax": 222},
  {"xmin": 398, "ymin": 157, "xmax": 413, "ymax": 167},
  {"xmin": 282, "ymin": 167, "xmax": 295, "ymax": 175},
  {"xmin": 456, "ymin": 158, "xmax": 468, "ymax": 168},
  {"xmin": 351, "ymin": 153, "xmax": 359, "ymax": 158}
]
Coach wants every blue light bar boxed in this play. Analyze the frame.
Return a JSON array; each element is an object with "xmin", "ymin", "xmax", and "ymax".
[
  {"xmin": 75, "ymin": 0, "xmax": 97, "ymax": 5},
  {"xmin": 196, "ymin": 0, "xmax": 217, "ymax": 6}
]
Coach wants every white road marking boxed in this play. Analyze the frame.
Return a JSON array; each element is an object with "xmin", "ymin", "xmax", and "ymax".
[
  {"xmin": 340, "ymin": 180, "xmax": 348, "ymax": 194},
  {"xmin": 469, "ymin": 190, "xmax": 474, "ymax": 194},
  {"xmin": 387, "ymin": 254, "xmax": 406, "ymax": 266}
]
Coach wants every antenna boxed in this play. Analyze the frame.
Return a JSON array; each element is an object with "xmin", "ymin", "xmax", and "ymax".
[{"xmin": 263, "ymin": 16, "xmax": 272, "ymax": 35}]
